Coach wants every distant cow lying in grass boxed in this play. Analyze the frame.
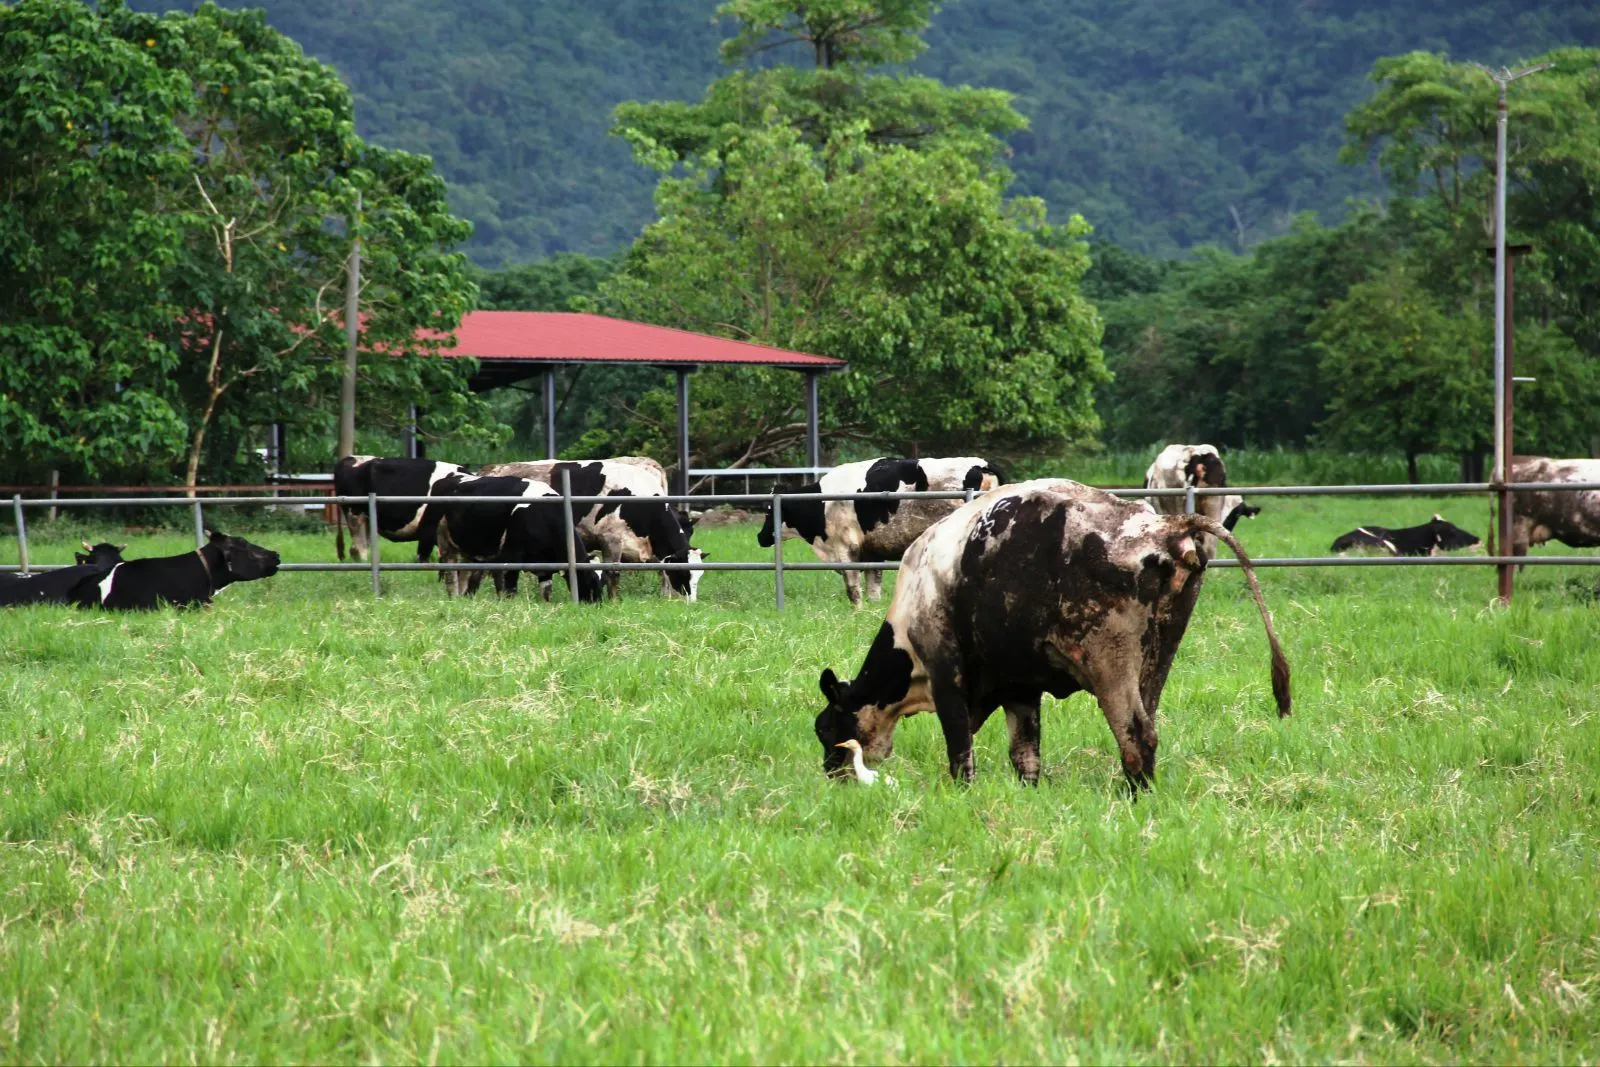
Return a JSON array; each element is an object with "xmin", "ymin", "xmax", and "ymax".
[
  {"xmin": 0, "ymin": 541, "xmax": 126, "ymax": 606},
  {"xmin": 1330, "ymin": 515, "xmax": 1480, "ymax": 556},
  {"xmin": 814, "ymin": 479, "xmax": 1290, "ymax": 792},
  {"xmin": 69, "ymin": 530, "xmax": 280, "ymax": 610}
]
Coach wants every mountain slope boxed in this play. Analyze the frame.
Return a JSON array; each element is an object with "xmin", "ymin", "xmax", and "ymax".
[{"xmin": 137, "ymin": 0, "xmax": 1600, "ymax": 262}]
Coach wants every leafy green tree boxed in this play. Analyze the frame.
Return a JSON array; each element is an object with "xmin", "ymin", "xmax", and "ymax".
[
  {"xmin": 0, "ymin": 0, "xmax": 192, "ymax": 483},
  {"xmin": 600, "ymin": 120, "xmax": 1105, "ymax": 465},
  {"xmin": 1313, "ymin": 265, "xmax": 1489, "ymax": 481}
]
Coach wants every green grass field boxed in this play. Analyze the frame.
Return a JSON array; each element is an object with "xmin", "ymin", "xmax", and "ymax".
[{"xmin": 2, "ymin": 493, "xmax": 1598, "ymax": 1063}]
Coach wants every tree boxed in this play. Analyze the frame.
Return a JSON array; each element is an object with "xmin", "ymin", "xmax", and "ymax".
[
  {"xmin": 599, "ymin": 120, "xmax": 1105, "ymax": 466},
  {"xmin": 1, "ymin": 0, "xmax": 492, "ymax": 487},
  {"xmin": 1313, "ymin": 265, "xmax": 1488, "ymax": 481},
  {"xmin": 0, "ymin": 0, "xmax": 191, "ymax": 483}
]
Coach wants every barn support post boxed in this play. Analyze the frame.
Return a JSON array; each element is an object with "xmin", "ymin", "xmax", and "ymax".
[
  {"xmin": 338, "ymin": 192, "xmax": 361, "ymax": 462},
  {"xmin": 805, "ymin": 372, "xmax": 820, "ymax": 474},
  {"xmin": 192, "ymin": 499, "xmax": 205, "ymax": 550},
  {"xmin": 367, "ymin": 492, "xmax": 381, "ymax": 597},
  {"xmin": 772, "ymin": 491, "xmax": 785, "ymax": 612},
  {"xmin": 561, "ymin": 467, "xmax": 579, "ymax": 605},
  {"xmin": 543, "ymin": 368, "xmax": 557, "ymax": 460},
  {"xmin": 1496, "ymin": 245, "xmax": 1532, "ymax": 603},
  {"xmin": 675, "ymin": 369, "xmax": 691, "ymax": 501},
  {"xmin": 12, "ymin": 495, "xmax": 29, "ymax": 576},
  {"xmin": 403, "ymin": 405, "xmax": 418, "ymax": 460}
]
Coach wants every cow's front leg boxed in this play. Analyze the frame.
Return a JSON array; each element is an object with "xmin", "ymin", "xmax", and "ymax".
[
  {"xmin": 1003, "ymin": 701, "xmax": 1042, "ymax": 786},
  {"xmin": 842, "ymin": 568, "xmax": 863, "ymax": 607},
  {"xmin": 865, "ymin": 569, "xmax": 884, "ymax": 601},
  {"xmin": 932, "ymin": 679, "xmax": 975, "ymax": 782},
  {"xmin": 1097, "ymin": 678, "xmax": 1154, "ymax": 794}
]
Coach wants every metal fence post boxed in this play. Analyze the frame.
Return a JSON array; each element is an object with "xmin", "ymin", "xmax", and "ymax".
[
  {"xmin": 561, "ymin": 467, "xmax": 579, "ymax": 605},
  {"xmin": 772, "ymin": 491, "xmax": 785, "ymax": 612},
  {"xmin": 367, "ymin": 492, "xmax": 381, "ymax": 596},
  {"xmin": 192, "ymin": 498, "xmax": 206, "ymax": 548},
  {"xmin": 1184, "ymin": 485, "xmax": 1197, "ymax": 515},
  {"xmin": 12, "ymin": 495, "xmax": 29, "ymax": 576}
]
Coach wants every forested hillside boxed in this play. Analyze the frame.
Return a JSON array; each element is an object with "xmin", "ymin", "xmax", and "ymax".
[{"xmin": 130, "ymin": 0, "xmax": 1600, "ymax": 263}]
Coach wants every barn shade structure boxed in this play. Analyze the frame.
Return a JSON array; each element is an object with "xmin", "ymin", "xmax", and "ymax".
[{"xmin": 419, "ymin": 311, "xmax": 847, "ymax": 493}]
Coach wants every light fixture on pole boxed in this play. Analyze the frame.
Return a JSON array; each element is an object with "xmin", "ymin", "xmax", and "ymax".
[{"xmin": 1477, "ymin": 61, "xmax": 1551, "ymax": 604}]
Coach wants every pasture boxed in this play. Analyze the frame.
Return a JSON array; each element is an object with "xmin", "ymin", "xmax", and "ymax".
[{"xmin": 2, "ymin": 493, "xmax": 1598, "ymax": 1063}]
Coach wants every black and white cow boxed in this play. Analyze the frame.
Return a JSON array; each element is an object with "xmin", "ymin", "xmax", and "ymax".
[
  {"xmin": 756, "ymin": 457, "xmax": 1003, "ymax": 606},
  {"xmin": 814, "ymin": 479, "xmax": 1290, "ymax": 791},
  {"xmin": 428, "ymin": 474, "xmax": 601, "ymax": 602},
  {"xmin": 1144, "ymin": 444, "xmax": 1233, "ymax": 524},
  {"xmin": 1509, "ymin": 457, "xmax": 1600, "ymax": 556},
  {"xmin": 69, "ymin": 530, "xmax": 280, "ymax": 610},
  {"xmin": 333, "ymin": 456, "xmax": 469, "ymax": 563},
  {"xmin": 479, "ymin": 459, "xmax": 703, "ymax": 600},
  {"xmin": 0, "ymin": 541, "xmax": 127, "ymax": 606},
  {"xmin": 1331, "ymin": 515, "xmax": 1480, "ymax": 556}
]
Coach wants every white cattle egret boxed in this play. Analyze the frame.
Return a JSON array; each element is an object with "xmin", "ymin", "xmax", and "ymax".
[{"xmin": 834, "ymin": 740, "xmax": 894, "ymax": 787}]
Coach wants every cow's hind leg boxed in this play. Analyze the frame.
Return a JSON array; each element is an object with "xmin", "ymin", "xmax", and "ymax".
[
  {"xmin": 1097, "ymin": 679, "xmax": 1154, "ymax": 794},
  {"xmin": 1003, "ymin": 701, "xmax": 1042, "ymax": 786},
  {"xmin": 842, "ymin": 568, "xmax": 863, "ymax": 607}
]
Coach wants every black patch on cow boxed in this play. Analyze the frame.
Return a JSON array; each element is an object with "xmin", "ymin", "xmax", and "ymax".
[
  {"xmin": 757, "ymin": 482, "xmax": 825, "ymax": 548},
  {"xmin": 855, "ymin": 459, "xmax": 928, "ymax": 533},
  {"xmin": 815, "ymin": 621, "xmax": 915, "ymax": 771},
  {"xmin": 960, "ymin": 494, "xmax": 1021, "ymax": 576},
  {"xmin": 962, "ymin": 465, "xmax": 987, "ymax": 492},
  {"xmin": 1222, "ymin": 502, "xmax": 1261, "ymax": 530},
  {"xmin": 1136, "ymin": 552, "xmax": 1175, "ymax": 605},
  {"xmin": 549, "ymin": 461, "xmax": 607, "ymax": 500},
  {"xmin": 1183, "ymin": 451, "xmax": 1227, "ymax": 488}
]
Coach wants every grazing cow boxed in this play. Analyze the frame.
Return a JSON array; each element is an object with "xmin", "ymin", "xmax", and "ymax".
[
  {"xmin": 756, "ymin": 457, "xmax": 1004, "ymax": 606},
  {"xmin": 1144, "ymin": 444, "xmax": 1230, "ymax": 524},
  {"xmin": 333, "ymin": 456, "xmax": 469, "ymax": 563},
  {"xmin": 813, "ymin": 479, "xmax": 1290, "ymax": 791},
  {"xmin": 1331, "ymin": 515, "xmax": 1480, "ymax": 556},
  {"xmin": 70, "ymin": 529, "xmax": 280, "ymax": 610},
  {"xmin": 428, "ymin": 475, "xmax": 601, "ymax": 602},
  {"xmin": 1510, "ymin": 457, "xmax": 1600, "ymax": 556},
  {"xmin": 0, "ymin": 541, "xmax": 127, "ymax": 606},
  {"xmin": 479, "ymin": 459, "xmax": 704, "ymax": 601},
  {"xmin": 1220, "ymin": 495, "xmax": 1262, "ymax": 531}
]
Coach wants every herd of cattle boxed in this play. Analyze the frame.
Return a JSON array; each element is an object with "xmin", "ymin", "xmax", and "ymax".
[{"xmin": 4, "ymin": 445, "xmax": 1599, "ymax": 789}]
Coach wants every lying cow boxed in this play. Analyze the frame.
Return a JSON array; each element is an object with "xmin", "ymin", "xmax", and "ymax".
[
  {"xmin": 0, "ymin": 541, "xmax": 127, "ymax": 606},
  {"xmin": 428, "ymin": 474, "xmax": 601, "ymax": 602},
  {"xmin": 479, "ymin": 459, "xmax": 703, "ymax": 601},
  {"xmin": 814, "ymin": 479, "xmax": 1290, "ymax": 791},
  {"xmin": 1145, "ymin": 443, "xmax": 1232, "ymax": 524},
  {"xmin": 70, "ymin": 529, "xmax": 280, "ymax": 610},
  {"xmin": 1331, "ymin": 515, "xmax": 1480, "ymax": 556},
  {"xmin": 757, "ymin": 457, "xmax": 1003, "ymax": 606},
  {"xmin": 1510, "ymin": 457, "xmax": 1600, "ymax": 556},
  {"xmin": 333, "ymin": 456, "xmax": 469, "ymax": 563}
]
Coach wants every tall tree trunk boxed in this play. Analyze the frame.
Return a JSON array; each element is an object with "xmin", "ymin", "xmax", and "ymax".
[{"xmin": 1406, "ymin": 449, "xmax": 1419, "ymax": 484}]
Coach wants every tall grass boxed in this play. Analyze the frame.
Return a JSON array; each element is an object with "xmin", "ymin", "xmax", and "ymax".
[{"xmin": 1, "ymin": 496, "xmax": 1597, "ymax": 1062}]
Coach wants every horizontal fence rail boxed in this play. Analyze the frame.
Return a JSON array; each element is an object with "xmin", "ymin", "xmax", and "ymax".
[{"xmin": 7, "ymin": 483, "xmax": 1600, "ymax": 607}]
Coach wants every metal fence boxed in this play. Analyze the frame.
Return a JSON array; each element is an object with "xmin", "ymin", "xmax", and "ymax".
[{"xmin": 6, "ymin": 480, "xmax": 1600, "ymax": 609}]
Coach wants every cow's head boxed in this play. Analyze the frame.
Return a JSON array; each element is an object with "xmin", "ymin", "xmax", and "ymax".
[
  {"xmin": 1427, "ymin": 514, "xmax": 1481, "ymax": 552},
  {"xmin": 1220, "ymin": 496, "xmax": 1261, "ymax": 532},
  {"xmin": 1184, "ymin": 447, "xmax": 1227, "ymax": 489},
  {"xmin": 814, "ymin": 622, "xmax": 921, "ymax": 777},
  {"xmin": 757, "ymin": 482, "xmax": 826, "ymax": 549},
  {"xmin": 76, "ymin": 540, "xmax": 127, "ymax": 568},
  {"xmin": 205, "ymin": 528, "xmax": 281, "ymax": 580}
]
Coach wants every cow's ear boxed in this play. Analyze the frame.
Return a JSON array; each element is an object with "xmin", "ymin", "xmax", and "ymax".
[
  {"xmin": 1433, "ymin": 513, "xmax": 1444, "ymax": 522},
  {"xmin": 206, "ymin": 527, "xmax": 226, "ymax": 542},
  {"xmin": 117, "ymin": 543, "xmax": 128, "ymax": 551},
  {"xmin": 81, "ymin": 539, "xmax": 93, "ymax": 552},
  {"xmin": 819, "ymin": 668, "xmax": 843, "ymax": 703}
]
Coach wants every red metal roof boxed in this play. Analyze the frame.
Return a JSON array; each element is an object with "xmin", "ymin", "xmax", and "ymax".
[{"xmin": 437, "ymin": 311, "xmax": 845, "ymax": 371}]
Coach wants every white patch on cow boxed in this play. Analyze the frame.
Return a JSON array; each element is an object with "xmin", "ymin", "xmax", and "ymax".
[
  {"xmin": 390, "ymin": 462, "xmax": 470, "ymax": 539},
  {"xmin": 685, "ymin": 548, "xmax": 704, "ymax": 602},
  {"xmin": 97, "ymin": 564, "xmax": 121, "ymax": 605}
]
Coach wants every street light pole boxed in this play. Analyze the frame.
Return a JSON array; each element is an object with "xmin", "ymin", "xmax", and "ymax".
[{"xmin": 1482, "ymin": 62, "xmax": 1550, "ymax": 604}]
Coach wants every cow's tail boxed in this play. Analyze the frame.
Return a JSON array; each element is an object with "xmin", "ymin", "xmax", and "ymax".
[
  {"xmin": 1186, "ymin": 517, "xmax": 1292, "ymax": 718},
  {"xmin": 335, "ymin": 504, "xmax": 346, "ymax": 561}
]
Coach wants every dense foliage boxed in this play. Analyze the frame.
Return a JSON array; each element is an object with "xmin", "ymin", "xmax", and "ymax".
[
  {"xmin": 128, "ymin": 0, "xmax": 1600, "ymax": 263},
  {"xmin": 0, "ymin": 0, "xmax": 490, "ymax": 486}
]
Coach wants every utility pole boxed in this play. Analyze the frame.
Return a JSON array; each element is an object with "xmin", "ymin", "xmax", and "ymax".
[
  {"xmin": 1481, "ymin": 62, "xmax": 1550, "ymax": 604},
  {"xmin": 338, "ymin": 191, "xmax": 361, "ymax": 461}
]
